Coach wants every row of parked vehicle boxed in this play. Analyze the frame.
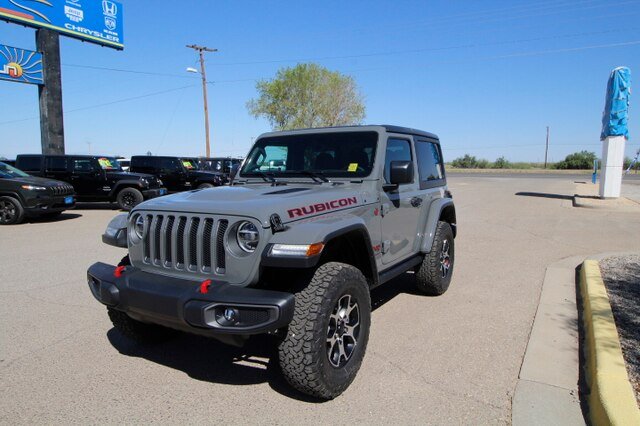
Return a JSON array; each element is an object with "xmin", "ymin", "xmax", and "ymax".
[{"xmin": 0, "ymin": 155, "xmax": 243, "ymax": 224}]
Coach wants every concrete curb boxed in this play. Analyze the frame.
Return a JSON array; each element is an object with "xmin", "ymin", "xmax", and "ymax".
[{"xmin": 579, "ymin": 260, "xmax": 640, "ymax": 425}]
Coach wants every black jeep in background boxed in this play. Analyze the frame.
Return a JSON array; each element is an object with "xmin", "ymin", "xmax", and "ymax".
[
  {"xmin": 0, "ymin": 161, "xmax": 75, "ymax": 225},
  {"xmin": 15, "ymin": 155, "xmax": 166, "ymax": 210},
  {"xmin": 129, "ymin": 156, "xmax": 224, "ymax": 192},
  {"xmin": 196, "ymin": 157, "xmax": 243, "ymax": 179}
]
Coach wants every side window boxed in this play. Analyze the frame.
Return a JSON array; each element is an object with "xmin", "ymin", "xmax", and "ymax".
[
  {"xmin": 160, "ymin": 158, "xmax": 181, "ymax": 171},
  {"xmin": 18, "ymin": 156, "xmax": 42, "ymax": 171},
  {"xmin": 384, "ymin": 138, "xmax": 412, "ymax": 183},
  {"xmin": 72, "ymin": 158, "xmax": 95, "ymax": 172},
  {"xmin": 45, "ymin": 156, "xmax": 67, "ymax": 172},
  {"xmin": 415, "ymin": 141, "xmax": 444, "ymax": 184}
]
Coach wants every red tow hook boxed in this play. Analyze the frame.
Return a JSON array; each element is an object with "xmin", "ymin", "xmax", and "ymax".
[
  {"xmin": 113, "ymin": 265, "xmax": 126, "ymax": 278},
  {"xmin": 199, "ymin": 279, "xmax": 212, "ymax": 294}
]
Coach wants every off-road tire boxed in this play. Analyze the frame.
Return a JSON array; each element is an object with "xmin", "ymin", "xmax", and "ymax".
[
  {"xmin": 107, "ymin": 308, "xmax": 175, "ymax": 343},
  {"xmin": 197, "ymin": 183, "xmax": 214, "ymax": 189},
  {"xmin": 0, "ymin": 196, "xmax": 25, "ymax": 225},
  {"xmin": 415, "ymin": 221, "xmax": 454, "ymax": 296},
  {"xmin": 116, "ymin": 187, "xmax": 143, "ymax": 210},
  {"xmin": 278, "ymin": 262, "xmax": 371, "ymax": 399}
]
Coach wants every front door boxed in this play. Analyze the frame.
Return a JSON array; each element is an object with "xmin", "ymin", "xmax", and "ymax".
[
  {"xmin": 158, "ymin": 158, "xmax": 188, "ymax": 192},
  {"xmin": 70, "ymin": 157, "xmax": 105, "ymax": 198},
  {"xmin": 380, "ymin": 137, "xmax": 422, "ymax": 265}
]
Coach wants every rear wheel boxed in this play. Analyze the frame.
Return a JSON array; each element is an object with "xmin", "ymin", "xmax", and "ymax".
[
  {"xmin": 0, "ymin": 196, "xmax": 25, "ymax": 225},
  {"xmin": 116, "ymin": 187, "xmax": 143, "ymax": 210},
  {"xmin": 278, "ymin": 262, "xmax": 371, "ymax": 399},
  {"xmin": 415, "ymin": 221, "xmax": 455, "ymax": 295}
]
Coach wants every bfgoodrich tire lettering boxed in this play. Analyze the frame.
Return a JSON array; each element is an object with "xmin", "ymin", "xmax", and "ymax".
[
  {"xmin": 278, "ymin": 262, "xmax": 371, "ymax": 399},
  {"xmin": 415, "ymin": 221, "xmax": 454, "ymax": 295}
]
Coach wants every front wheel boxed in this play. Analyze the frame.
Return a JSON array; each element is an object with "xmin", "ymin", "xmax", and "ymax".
[
  {"xmin": 415, "ymin": 221, "xmax": 455, "ymax": 295},
  {"xmin": 278, "ymin": 262, "xmax": 371, "ymax": 399},
  {"xmin": 116, "ymin": 187, "xmax": 143, "ymax": 210},
  {"xmin": 0, "ymin": 196, "xmax": 25, "ymax": 225}
]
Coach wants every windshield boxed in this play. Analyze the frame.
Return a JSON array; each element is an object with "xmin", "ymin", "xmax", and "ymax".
[
  {"xmin": 0, "ymin": 162, "xmax": 30, "ymax": 178},
  {"xmin": 181, "ymin": 158, "xmax": 199, "ymax": 170},
  {"xmin": 97, "ymin": 157, "xmax": 122, "ymax": 171},
  {"xmin": 240, "ymin": 131, "xmax": 378, "ymax": 179}
]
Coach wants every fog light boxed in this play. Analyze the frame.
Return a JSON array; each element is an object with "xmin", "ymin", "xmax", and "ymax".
[{"xmin": 224, "ymin": 307, "xmax": 239, "ymax": 322}]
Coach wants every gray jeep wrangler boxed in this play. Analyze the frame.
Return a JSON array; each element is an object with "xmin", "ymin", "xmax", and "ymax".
[{"xmin": 87, "ymin": 125, "xmax": 456, "ymax": 399}]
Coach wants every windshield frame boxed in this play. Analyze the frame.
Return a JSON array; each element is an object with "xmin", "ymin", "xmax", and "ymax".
[
  {"xmin": 239, "ymin": 131, "xmax": 379, "ymax": 180},
  {"xmin": 0, "ymin": 162, "xmax": 31, "ymax": 178}
]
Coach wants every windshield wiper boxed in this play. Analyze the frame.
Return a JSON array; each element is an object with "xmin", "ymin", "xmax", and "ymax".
[
  {"xmin": 289, "ymin": 170, "xmax": 330, "ymax": 183},
  {"xmin": 255, "ymin": 171, "xmax": 283, "ymax": 186}
]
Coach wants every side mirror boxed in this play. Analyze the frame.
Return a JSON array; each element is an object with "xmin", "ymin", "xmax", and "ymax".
[{"xmin": 385, "ymin": 161, "xmax": 414, "ymax": 190}]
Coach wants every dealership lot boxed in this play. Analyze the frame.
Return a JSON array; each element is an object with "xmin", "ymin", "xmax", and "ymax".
[{"xmin": 1, "ymin": 175, "xmax": 639, "ymax": 424}]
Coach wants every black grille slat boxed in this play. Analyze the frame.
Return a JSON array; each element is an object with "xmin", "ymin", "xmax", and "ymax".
[
  {"xmin": 216, "ymin": 220, "xmax": 228, "ymax": 271},
  {"xmin": 203, "ymin": 219, "xmax": 213, "ymax": 269},
  {"xmin": 153, "ymin": 216, "xmax": 163, "ymax": 263},
  {"xmin": 176, "ymin": 217, "xmax": 186, "ymax": 266},
  {"xmin": 189, "ymin": 218, "xmax": 200, "ymax": 269},
  {"xmin": 143, "ymin": 215, "xmax": 152, "ymax": 261},
  {"xmin": 165, "ymin": 216, "xmax": 175, "ymax": 264}
]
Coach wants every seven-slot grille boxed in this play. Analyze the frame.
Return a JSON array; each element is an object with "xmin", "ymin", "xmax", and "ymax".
[
  {"xmin": 51, "ymin": 184, "xmax": 74, "ymax": 196},
  {"xmin": 141, "ymin": 213, "xmax": 228, "ymax": 274}
]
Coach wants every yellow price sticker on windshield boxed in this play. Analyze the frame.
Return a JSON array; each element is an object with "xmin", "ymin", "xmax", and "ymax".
[
  {"xmin": 182, "ymin": 161, "xmax": 194, "ymax": 169},
  {"xmin": 348, "ymin": 163, "xmax": 358, "ymax": 172},
  {"xmin": 98, "ymin": 158, "xmax": 113, "ymax": 169}
]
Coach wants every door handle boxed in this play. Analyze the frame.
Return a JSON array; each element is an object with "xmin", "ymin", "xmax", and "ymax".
[{"xmin": 410, "ymin": 197, "xmax": 423, "ymax": 207}]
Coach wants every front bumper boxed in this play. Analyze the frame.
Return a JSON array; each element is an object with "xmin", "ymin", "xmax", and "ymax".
[
  {"xmin": 142, "ymin": 188, "xmax": 167, "ymax": 199},
  {"xmin": 24, "ymin": 194, "xmax": 75, "ymax": 215},
  {"xmin": 87, "ymin": 262, "xmax": 295, "ymax": 336}
]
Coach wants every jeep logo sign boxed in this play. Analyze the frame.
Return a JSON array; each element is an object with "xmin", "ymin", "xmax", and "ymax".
[{"xmin": 287, "ymin": 197, "xmax": 358, "ymax": 218}]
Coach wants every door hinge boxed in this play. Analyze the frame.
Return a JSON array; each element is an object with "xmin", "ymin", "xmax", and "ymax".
[{"xmin": 381, "ymin": 203, "xmax": 390, "ymax": 217}]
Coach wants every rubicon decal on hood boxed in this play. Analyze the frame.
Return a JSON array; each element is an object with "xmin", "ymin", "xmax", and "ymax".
[{"xmin": 287, "ymin": 197, "xmax": 358, "ymax": 218}]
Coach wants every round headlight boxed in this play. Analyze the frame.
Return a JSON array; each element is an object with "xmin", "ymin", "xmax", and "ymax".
[
  {"xmin": 236, "ymin": 221, "xmax": 259, "ymax": 252},
  {"xmin": 133, "ymin": 215, "xmax": 145, "ymax": 240}
]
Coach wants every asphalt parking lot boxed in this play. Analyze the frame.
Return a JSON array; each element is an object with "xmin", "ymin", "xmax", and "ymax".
[{"xmin": 1, "ymin": 175, "xmax": 639, "ymax": 424}]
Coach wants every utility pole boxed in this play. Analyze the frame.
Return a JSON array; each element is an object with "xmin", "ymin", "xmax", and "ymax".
[
  {"xmin": 186, "ymin": 44, "xmax": 217, "ymax": 157},
  {"xmin": 544, "ymin": 126, "xmax": 550, "ymax": 169}
]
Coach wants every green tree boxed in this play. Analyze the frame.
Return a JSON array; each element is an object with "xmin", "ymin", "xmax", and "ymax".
[
  {"xmin": 554, "ymin": 151, "xmax": 597, "ymax": 170},
  {"xmin": 493, "ymin": 156, "xmax": 511, "ymax": 169},
  {"xmin": 247, "ymin": 63, "xmax": 365, "ymax": 130},
  {"xmin": 451, "ymin": 154, "xmax": 478, "ymax": 168}
]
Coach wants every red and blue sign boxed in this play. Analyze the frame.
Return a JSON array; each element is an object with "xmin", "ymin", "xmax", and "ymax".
[
  {"xmin": 0, "ymin": 0, "xmax": 124, "ymax": 50},
  {"xmin": 0, "ymin": 44, "xmax": 43, "ymax": 85}
]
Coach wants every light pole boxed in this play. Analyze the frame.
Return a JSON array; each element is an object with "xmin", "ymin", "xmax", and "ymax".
[{"xmin": 186, "ymin": 44, "xmax": 217, "ymax": 157}]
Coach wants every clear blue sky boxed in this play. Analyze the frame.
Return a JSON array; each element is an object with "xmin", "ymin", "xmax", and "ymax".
[{"xmin": 1, "ymin": 0, "xmax": 639, "ymax": 163}]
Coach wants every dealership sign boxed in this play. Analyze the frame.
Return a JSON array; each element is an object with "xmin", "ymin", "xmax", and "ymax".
[
  {"xmin": 0, "ymin": 0, "xmax": 124, "ymax": 50},
  {"xmin": 0, "ymin": 44, "xmax": 43, "ymax": 85}
]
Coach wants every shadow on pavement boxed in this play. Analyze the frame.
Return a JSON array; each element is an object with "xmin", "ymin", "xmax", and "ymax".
[
  {"xmin": 515, "ymin": 191, "xmax": 573, "ymax": 201},
  {"xmin": 74, "ymin": 202, "xmax": 121, "ymax": 211},
  {"xmin": 106, "ymin": 273, "xmax": 421, "ymax": 401},
  {"xmin": 24, "ymin": 212, "xmax": 83, "ymax": 224}
]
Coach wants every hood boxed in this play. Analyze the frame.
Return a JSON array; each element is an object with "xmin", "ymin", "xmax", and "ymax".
[
  {"xmin": 133, "ymin": 183, "xmax": 369, "ymax": 226},
  {"xmin": 188, "ymin": 170, "xmax": 223, "ymax": 178},
  {"xmin": 107, "ymin": 170, "xmax": 154, "ymax": 180},
  {"xmin": 7, "ymin": 175, "xmax": 67, "ymax": 187}
]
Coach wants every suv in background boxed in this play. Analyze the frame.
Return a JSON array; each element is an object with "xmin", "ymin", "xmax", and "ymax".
[
  {"xmin": 129, "ymin": 156, "xmax": 224, "ymax": 192},
  {"xmin": 15, "ymin": 155, "xmax": 166, "ymax": 210},
  {"xmin": 196, "ymin": 157, "xmax": 243, "ymax": 179},
  {"xmin": 88, "ymin": 125, "xmax": 456, "ymax": 399},
  {"xmin": 0, "ymin": 161, "xmax": 75, "ymax": 224}
]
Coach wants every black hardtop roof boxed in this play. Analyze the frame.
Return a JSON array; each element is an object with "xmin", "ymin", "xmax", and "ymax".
[
  {"xmin": 131, "ymin": 155, "xmax": 190, "ymax": 159},
  {"xmin": 17, "ymin": 154, "xmax": 119, "ymax": 158},
  {"xmin": 264, "ymin": 125, "xmax": 439, "ymax": 141}
]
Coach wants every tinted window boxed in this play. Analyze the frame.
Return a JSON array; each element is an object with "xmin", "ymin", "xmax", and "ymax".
[
  {"xmin": 160, "ymin": 158, "xmax": 182, "ymax": 171},
  {"xmin": 415, "ymin": 141, "xmax": 444, "ymax": 182},
  {"xmin": 131, "ymin": 157, "xmax": 157, "ymax": 173},
  {"xmin": 384, "ymin": 138, "xmax": 412, "ymax": 183},
  {"xmin": 45, "ymin": 156, "xmax": 67, "ymax": 172},
  {"xmin": 72, "ymin": 158, "xmax": 96, "ymax": 172},
  {"xmin": 18, "ymin": 156, "xmax": 41, "ymax": 172}
]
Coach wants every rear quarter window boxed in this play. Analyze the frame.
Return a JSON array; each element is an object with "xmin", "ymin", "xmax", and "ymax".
[{"xmin": 17, "ymin": 156, "xmax": 42, "ymax": 172}]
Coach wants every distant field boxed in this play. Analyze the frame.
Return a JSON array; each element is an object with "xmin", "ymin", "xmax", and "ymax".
[{"xmin": 445, "ymin": 167, "xmax": 593, "ymax": 174}]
